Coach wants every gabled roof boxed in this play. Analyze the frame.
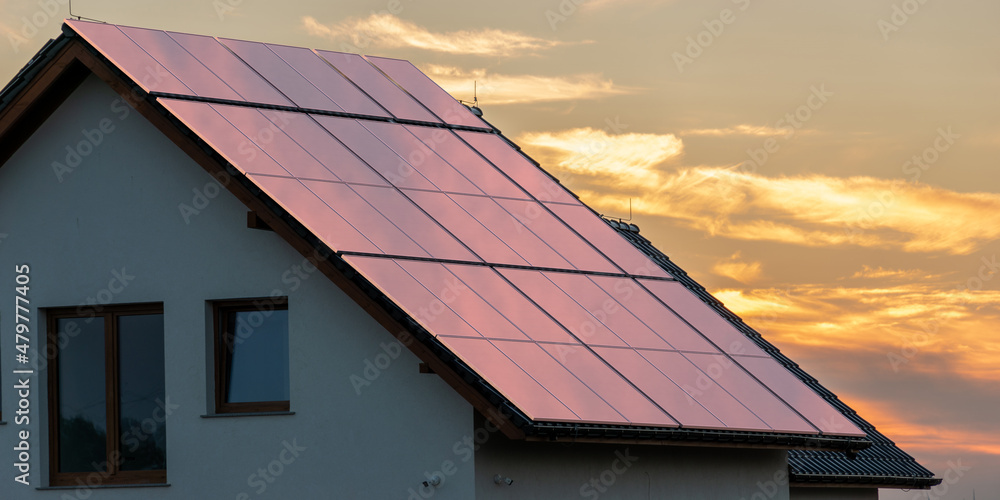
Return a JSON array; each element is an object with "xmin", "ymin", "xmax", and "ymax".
[
  {"xmin": 610, "ymin": 222, "xmax": 941, "ymax": 489},
  {"xmin": 0, "ymin": 20, "xmax": 877, "ymax": 454}
]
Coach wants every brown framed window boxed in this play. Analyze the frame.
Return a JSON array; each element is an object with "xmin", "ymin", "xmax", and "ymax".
[
  {"xmin": 46, "ymin": 303, "xmax": 166, "ymax": 486},
  {"xmin": 213, "ymin": 298, "xmax": 289, "ymax": 414}
]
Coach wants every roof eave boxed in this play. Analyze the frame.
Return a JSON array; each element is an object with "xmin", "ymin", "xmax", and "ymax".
[
  {"xmin": 525, "ymin": 424, "xmax": 870, "ymax": 452},
  {"xmin": 790, "ymin": 473, "xmax": 943, "ymax": 489}
]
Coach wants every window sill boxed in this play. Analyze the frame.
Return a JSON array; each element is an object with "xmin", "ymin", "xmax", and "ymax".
[
  {"xmin": 39, "ymin": 483, "xmax": 170, "ymax": 490},
  {"xmin": 201, "ymin": 411, "xmax": 295, "ymax": 418}
]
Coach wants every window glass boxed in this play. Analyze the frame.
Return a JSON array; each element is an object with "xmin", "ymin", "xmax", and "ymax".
[
  {"xmin": 57, "ymin": 317, "xmax": 106, "ymax": 473},
  {"xmin": 117, "ymin": 314, "xmax": 166, "ymax": 471},
  {"xmin": 225, "ymin": 309, "xmax": 289, "ymax": 403}
]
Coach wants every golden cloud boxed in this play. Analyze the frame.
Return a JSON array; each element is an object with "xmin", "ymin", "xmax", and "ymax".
[
  {"xmin": 847, "ymin": 265, "xmax": 948, "ymax": 281},
  {"xmin": 712, "ymin": 252, "xmax": 763, "ymax": 283},
  {"xmin": 715, "ymin": 281, "xmax": 1000, "ymax": 381},
  {"xmin": 518, "ymin": 136, "xmax": 1000, "ymax": 254},
  {"xmin": 681, "ymin": 124, "xmax": 806, "ymax": 137},
  {"xmin": 302, "ymin": 14, "xmax": 579, "ymax": 57},
  {"xmin": 848, "ymin": 396, "xmax": 1000, "ymax": 456},
  {"xmin": 517, "ymin": 128, "xmax": 683, "ymax": 189},
  {"xmin": 424, "ymin": 65, "xmax": 631, "ymax": 105}
]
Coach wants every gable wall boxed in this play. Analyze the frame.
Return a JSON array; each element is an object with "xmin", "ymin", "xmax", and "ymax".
[
  {"xmin": 790, "ymin": 487, "xmax": 879, "ymax": 500},
  {"xmin": 475, "ymin": 429, "xmax": 792, "ymax": 500},
  {"xmin": 0, "ymin": 74, "xmax": 475, "ymax": 499}
]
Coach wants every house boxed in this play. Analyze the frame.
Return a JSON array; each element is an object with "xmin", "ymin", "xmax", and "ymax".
[{"xmin": 0, "ymin": 20, "xmax": 939, "ymax": 499}]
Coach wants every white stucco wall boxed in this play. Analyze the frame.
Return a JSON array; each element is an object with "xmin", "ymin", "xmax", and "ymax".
[
  {"xmin": 474, "ymin": 421, "xmax": 792, "ymax": 500},
  {"xmin": 0, "ymin": 74, "xmax": 475, "ymax": 499},
  {"xmin": 790, "ymin": 487, "xmax": 879, "ymax": 500}
]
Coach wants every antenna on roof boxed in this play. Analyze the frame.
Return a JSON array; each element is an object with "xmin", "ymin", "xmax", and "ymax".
[
  {"xmin": 69, "ymin": 1, "xmax": 108, "ymax": 23},
  {"xmin": 460, "ymin": 81, "xmax": 483, "ymax": 117}
]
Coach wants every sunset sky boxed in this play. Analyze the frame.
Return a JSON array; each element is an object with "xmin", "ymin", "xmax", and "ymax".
[{"xmin": 2, "ymin": 0, "xmax": 997, "ymax": 497}]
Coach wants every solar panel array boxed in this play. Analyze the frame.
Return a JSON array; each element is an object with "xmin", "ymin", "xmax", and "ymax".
[{"xmin": 67, "ymin": 20, "xmax": 864, "ymax": 437}]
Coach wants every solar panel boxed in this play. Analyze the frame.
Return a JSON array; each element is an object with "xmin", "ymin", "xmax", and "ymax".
[
  {"xmin": 312, "ymin": 115, "xmax": 438, "ymax": 190},
  {"xmin": 265, "ymin": 44, "xmax": 389, "ymax": 117},
  {"xmin": 315, "ymin": 50, "xmax": 440, "ymax": 123},
  {"xmin": 537, "ymin": 343, "xmax": 679, "ymax": 427},
  {"xmin": 450, "ymin": 195, "xmax": 574, "ymax": 270},
  {"xmin": 402, "ymin": 190, "xmax": 530, "ymax": 267},
  {"xmin": 303, "ymin": 181, "xmax": 428, "ymax": 258},
  {"xmin": 157, "ymin": 98, "xmax": 289, "ymax": 177},
  {"xmin": 405, "ymin": 126, "xmax": 529, "ymax": 199},
  {"xmin": 443, "ymin": 264, "xmax": 579, "ymax": 344},
  {"xmin": 343, "ymin": 256, "xmax": 482, "ymax": 338},
  {"xmin": 587, "ymin": 276, "xmax": 719, "ymax": 353},
  {"xmin": 684, "ymin": 353, "xmax": 816, "ymax": 434},
  {"xmin": 165, "ymin": 31, "xmax": 292, "ymax": 106},
  {"xmin": 209, "ymin": 104, "xmax": 341, "ymax": 182},
  {"xmin": 359, "ymin": 121, "xmax": 484, "ymax": 195},
  {"xmin": 544, "ymin": 203, "xmax": 672, "ymax": 279},
  {"xmin": 490, "ymin": 339, "xmax": 625, "ymax": 424},
  {"xmin": 493, "ymin": 198, "xmax": 617, "ymax": 273},
  {"xmin": 395, "ymin": 261, "xmax": 528, "ymax": 341},
  {"xmin": 639, "ymin": 349, "xmax": 768, "ymax": 431},
  {"xmin": 247, "ymin": 175, "xmax": 379, "ymax": 254},
  {"xmin": 437, "ymin": 336, "xmax": 579, "ymax": 422},
  {"xmin": 639, "ymin": 280, "xmax": 771, "ymax": 357},
  {"xmin": 499, "ymin": 268, "xmax": 628, "ymax": 347},
  {"xmin": 455, "ymin": 131, "xmax": 578, "ymax": 204},
  {"xmin": 66, "ymin": 20, "xmax": 191, "ymax": 95},
  {"xmin": 118, "ymin": 26, "xmax": 241, "ymax": 101},
  {"xmin": 735, "ymin": 356, "xmax": 865, "ymax": 436},
  {"xmin": 348, "ymin": 184, "xmax": 477, "ymax": 262},
  {"xmin": 220, "ymin": 37, "xmax": 342, "ymax": 111},
  {"xmin": 541, "ymin": 273, "xmax": 677, "ymax": 351},
  {"xmin": 281, "ymin": 115, "xmax": 388, "ymax": 185},
  {"xmin": 365, "ymin": 56, "xmax": 488, "ymax": 129},
  {"xmin": 593, "ymin": 347, "xmax": 726, "ymax": 429}
]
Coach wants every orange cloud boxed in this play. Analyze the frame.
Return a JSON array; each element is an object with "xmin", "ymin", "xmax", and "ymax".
[
  {"xmin": 517, "ymin": 128, "xmax": 683, "ymax": 189},
  {"xmin": 848, "ymin": 396, "xmax": 1000, "ymax": 456},
  {"xmin": 712, "ymin": 252, "xmax": 763, "ymax": 283},
  {"xmin": 714, "ymin": 281, "xmax": 1000, "ymax": 381},
  {"xmin": 425, "ymin": 65, "xmax": 631, "ymax": 105},
  {"xmin": 543, "ymin": 163, "xmax": 1000, "ymax": 255},
  {"xmin": 302, "ymin": 14, "xmax": 580, "ymax": 56},
  {"xmin": 682, "ymin": 124, "xmax": 808, "ymax": 137},
  {"xmin": 847, "ymin": 265, "xmax": 948, "ymax": 281}
]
